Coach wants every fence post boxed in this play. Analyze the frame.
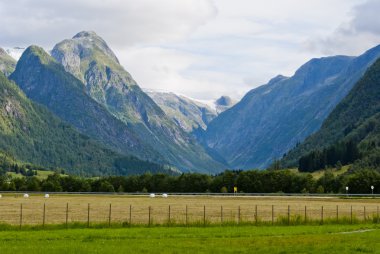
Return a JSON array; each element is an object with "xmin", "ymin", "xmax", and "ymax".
[
  {"xmin": 43, "ymin": 203, "xmax": 46, "ymax": 227},
  {"xmin": 255, "ymin": 205, "xmax": 258, "ymax": 225},
  {"xmin": 203, "ymin": 205, "xmax": 206, "ymax": 226},
  {"xmin": 87, "ymin": 203, "xmax": 90, "ymax": 228},
  {"xmin": 19, "ymin": 203, "xmax": 23, "ymax": 229},
  {"xmin": 350, "ymin": 205, "xmax": 353, "ymax": 224},
  {"xmin": 336, "ymin": 205, "xmax": 338, "ymax": 222},
  {"xmin": 272, "ymin": 205, "xmax": 274, "ymax": 225},
  {"xmin": 321, "ymin": 206, "xmax": 323, "ymax": 224},
  {"xmin": 108, "ymin": 203, "xmax": 112, "ymax": 227},
  {"xmin": 304, "ymin": 206, "xmax": 307, "ymax": 223},
  {"xmin": 148, "ymin": 206, "xmax": 151, "ymax": 226},
  {"xmin": 287, "ymin": 205, "xmax": 290, "ymax": 225},
  {"xmin": 221, "ymin": 205, "xmax": 223, "ymax": 224},
  {"xmin": 66, "ymin": 203, "xmax": 69, "ymax": 229},
  {"xmin": 186, "ymin": 205, "xmax": 188, "ymax": 226},
  {"xmin": 129, "ymin": 205, "xmax": 132, "ymax": 226},
  {"xmin": 238, "ymin": 206, "xmax": 241, "ymax": 224},
  {"xmin": 377, "ymin": 206, "xmax": 379, "ymax": 224},
  {"xmin": 168, "ymin": 205, "xmax": 171, "ymax": 225},
  {"xmin": 364, "ymin": 206, "xmax": 366, "ymax": 222}
]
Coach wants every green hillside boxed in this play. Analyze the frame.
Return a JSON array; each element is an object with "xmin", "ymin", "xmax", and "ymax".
[
  {"xmin": 282, "ymin": 57, "xmax": 380, "ymax": 172},
  {"xmin": 0, "ymin": 72, "xmax": 165, "ymax": 176},
  {"xmin": 0, "ymin": 48, "xmax": 16, "ymax": 76}
]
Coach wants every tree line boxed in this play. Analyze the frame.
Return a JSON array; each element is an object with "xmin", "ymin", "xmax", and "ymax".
[
  {"xmin": 0, "ymin": 169, "xmax": 379, "ymax": 194},
  {"xmin": 298, "ymin": 140, "xmax": 360, "ymax": 172}
]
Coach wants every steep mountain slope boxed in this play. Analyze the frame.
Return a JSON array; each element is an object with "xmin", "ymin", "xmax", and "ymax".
[
  {"xmin": 0, "ymin": 72, "xmax": 164, "ymax": 176},
  {"xmin": 283, "ymin": 57, "xmax": 380, "ymax": 170},
  {"xmin": 51, "ymin": 31, "xmax": 225, "ymax": 173},
  {"xmin": 11, "ymin": 45, "xmax": 164, "ymax": 164},
  {"xmin": 204, "ymin": 45, "xmax": 380, "ymax": 169},
  {"xmin": 0, "ymin": 48, "xmax": 16, "ymax": 77},
  {"xmin": 147, "ymin": 91, "xmax": 217, "ymax": 132}
]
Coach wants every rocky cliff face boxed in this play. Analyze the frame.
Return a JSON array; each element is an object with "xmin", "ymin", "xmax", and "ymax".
[
  {"xmin": 0, "ymin": 48, "xmax": 16, "ymax": 77},
  {"xmin": 147, "ymin": 91, "xmax": 217, "ymax": 132},
  {"xmin": 204, "ymin": 45, "xmax": 380, "ymax": 169},
  {"xmin": 50, "ymin": 31, "xmax": 226, "ymax": 173}
]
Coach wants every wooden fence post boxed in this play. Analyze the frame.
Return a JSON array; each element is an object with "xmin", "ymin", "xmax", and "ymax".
[
  {"xmin": 238, "ymin": 206, "xmax": 241, "ymax": 224},
  {"xmin": 304, "ymin": 206, "xmax": 307, "ymax": 223},
  {"xmin": 19, "ymin": 203, "xmax": 23, "ymax": 229},
  {"xmin": 350, "ymin": 205, "xmax": 353, "ymax": 224},
  {"xmin": 148, "ymin": 206, "xmax": 151, "ymax": 226},
  {"xmin": 186, "ymin": 205, "xmax": 188, "ymax": 226},
  {"xmin": 203, "ymin": 205, "xmax": 206, "ymax": 226},
  {"xmin": 108, "ymin": 203, "xmax": 112, "ymax": 227},
  {"xmin": 272, "ymin": 205, "xmax": 274, "ymax": 225},
  {"xmin": 66, "ymin": 203, "xmax": 69, "ymax": 228},
  {"xmin": 336, "ymin": 205, "xmax": 339, "ymax": 222},
  {"xmin": 129, "ymin": 205, "xmax": 132, "ymax": 225},
  {"xmin": 364, "ymin": 206, "xmax": 366, "ymax": 222},
  {"xmin": 287, "ymin": 205, "xmax": 290, "ymax": 225},
  {"xmin": 87, "ymin": 203, "xmax": 90, "ymax": 228},
  {"xmin": 168, "ymin": 205, "xmax": 171, "ymax": 225},
  {"xmin": 321, "ymin": 206, "xmax": 323, "ymax": 224},
  {"xmin": 43, "ymin": 203, "xmax": 46, "ymax": 227},
  {"xmin": 221, "ymin": 205, "xmax": 223, "ymax": 224},
  {"xmin": 255, "ymin": 205, "xmax": 258, "ymax": 225}
]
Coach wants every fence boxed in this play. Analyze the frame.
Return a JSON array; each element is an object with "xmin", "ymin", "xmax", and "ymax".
[{"xmin": 0, "ymin": 201, "xmax": 379, "ymax": 227}]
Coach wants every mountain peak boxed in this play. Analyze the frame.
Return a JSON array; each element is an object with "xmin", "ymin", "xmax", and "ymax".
[
  {"xmin": 20, "ymin": 45, "xmax": 54, "ymax": 66},
  {"xmin": 73, "ymin": 31, "xmax": 99, "ymax": 39},
  {"xmin": 0, "ymin": 47, "xmax": 6, "ymax": 55},
  {"xmin": 216, "ymin": 96, "xmax": 234, "ymax": 107},
  {"xmin": 0, "ymin": 47, "xmax": 16, "ymax": 76}
]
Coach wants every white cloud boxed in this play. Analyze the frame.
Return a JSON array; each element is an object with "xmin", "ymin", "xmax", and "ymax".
[
  {"xmin": 0, "ymin": 0, "xmax": 216, "ymax": 48},
  {"xmin": 305, "ymin": 0, "xmax": 380, "ymax": 55},
  {"xmin": 0, "ymin": 0, "xmax": 375, "ymax": 100}
]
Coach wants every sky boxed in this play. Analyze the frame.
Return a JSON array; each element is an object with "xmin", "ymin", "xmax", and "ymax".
[{"xmin": 1, "ymin": 0, "xmax": 380, "ymax": 100}]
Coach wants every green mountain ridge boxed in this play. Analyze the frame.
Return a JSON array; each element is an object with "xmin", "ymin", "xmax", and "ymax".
[
  {"xmin": 0, "ymin": 48, "xmax": 16, "ymax": 77},
  {"xmin": 282, "ymin": 56, "xmax": 380, "ymax": 172},
  {"xmin": 10, "ymin": 45, "xmax": 170, "ymax": 164},
  {"xmin": 51, "ymin": 31, "xmax": 226, "ymax": 173},
  {"xmin": 0, "ymin": 71, "xmax": 165, "ymax": 176}
]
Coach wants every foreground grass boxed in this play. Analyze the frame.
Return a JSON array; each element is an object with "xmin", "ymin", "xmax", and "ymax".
[{"xmin": 0, "ymin": 224, "xmax": 379, "ymax": 253}]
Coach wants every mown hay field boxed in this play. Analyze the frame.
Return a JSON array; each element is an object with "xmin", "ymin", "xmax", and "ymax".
[{"xmin": 0, "ymin": 194, "xmax": 379, "ymax": 226}]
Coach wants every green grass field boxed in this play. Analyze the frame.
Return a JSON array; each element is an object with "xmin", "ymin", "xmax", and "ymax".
[{"xmin": 0, "ymin": 224, "xmax": 379, "ymax": 253}]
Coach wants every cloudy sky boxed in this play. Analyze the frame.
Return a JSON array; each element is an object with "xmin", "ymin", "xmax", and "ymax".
[{"xmin": 1, "ymin": 0, "xmax": 379, "ymax": 100}]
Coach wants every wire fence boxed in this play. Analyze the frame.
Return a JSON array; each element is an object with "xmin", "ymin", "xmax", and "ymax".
[{"xmin": 0, "ymin": 202, "xmax": 379, "ymax": 227}]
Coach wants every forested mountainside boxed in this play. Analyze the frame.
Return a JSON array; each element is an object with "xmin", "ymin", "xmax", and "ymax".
[{"xmin": 283, "ymin": 57, "xmax": 380, "ymax": 173}]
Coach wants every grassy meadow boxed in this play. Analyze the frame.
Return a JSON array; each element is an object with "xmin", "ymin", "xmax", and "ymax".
[{"xmin": 0, "ymin": 224, "xmax": 379, "ymax": 254}]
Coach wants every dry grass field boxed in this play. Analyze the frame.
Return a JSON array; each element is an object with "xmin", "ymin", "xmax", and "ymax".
[{"xmin": 0, "ymin": 194, "xmax": 379, "ymax": 226}]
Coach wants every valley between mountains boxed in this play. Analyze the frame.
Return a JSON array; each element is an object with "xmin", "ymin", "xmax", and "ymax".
[{"xmin": 1, "ymin": 31, "xmax": 380, "ymax": 176}]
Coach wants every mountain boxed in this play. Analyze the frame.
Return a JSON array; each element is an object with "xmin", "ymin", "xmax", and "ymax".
[
  {"xmin": 146, "ymin": 91, "xmax": 217, "ymax": 132},
  {"xmin": 50, "ymin": 31, "xmax": 226, "ymax": 173},
  {"xmin": 203, "ymin": 45, "xmax": 380, "ymax": 169},
  {"xmin": 283, "ymin": 57, "xmax": 380, "ymax": 171},
  {"xmin": 0, "ymin": 71, "xmax": 165, "ymax": 176},
  {"xmin": 215, "ymin": 96, "xmax": 236, "ymax": 114},
  {"xmin": 11, "ymin": 45, "xmax": 164, "ymax": 164},
  {"xmin": 0, "ymin": 48, "xmax": 16, "ymax": 77}
]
